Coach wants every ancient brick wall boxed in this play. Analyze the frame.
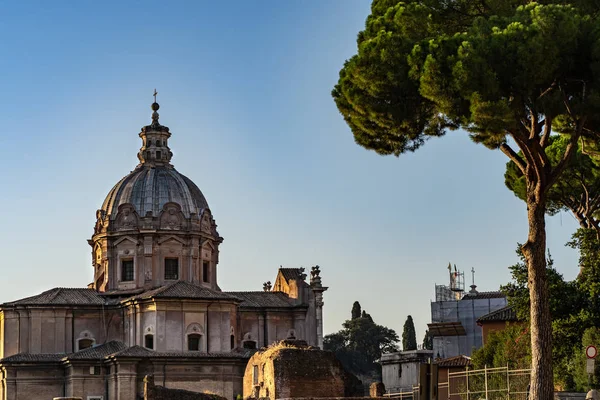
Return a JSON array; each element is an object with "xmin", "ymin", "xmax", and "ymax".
[
  {"xmin": 243, "ymin": 340, "xmax": 362, "ymax": 399},
  {"xmin": 144, "ymin": 375, "xmax": 227, "ymax": 400}
]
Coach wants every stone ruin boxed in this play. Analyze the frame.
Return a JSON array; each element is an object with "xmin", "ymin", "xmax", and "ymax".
[{"xmin": 242, "ymin": 338, "xmax": 362, "ymax": 399}]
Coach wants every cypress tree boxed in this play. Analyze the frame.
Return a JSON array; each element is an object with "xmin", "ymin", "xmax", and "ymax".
[
  {"xmin": 422, "ymin": 330, "xmax": 433, "ymax": 350},
  {"xmin": 351, "ymin": 301, "xmax": 361, "ymax": 320},
  {"xmin": 402, "ymin": 315, "xmax": 417, "ymax": 351}
]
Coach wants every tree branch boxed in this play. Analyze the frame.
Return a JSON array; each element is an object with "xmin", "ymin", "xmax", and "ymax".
[
  {"xmin": 539, "ymin": 117, "xmax": 552, "ymax": 149},
  {"xmin": 548, "ymin": 117, "xmax": 586, "ymax": 188},
  {"xmin": 500, "ymin": 143, "xmax": 526, "ymax": 174}
]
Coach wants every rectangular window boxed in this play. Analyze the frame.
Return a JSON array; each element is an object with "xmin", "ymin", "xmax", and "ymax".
[
  {"xmin": 188, "ymin": 335, "xmax": 200, "ymax": 351},
  {"xmin": 121, "ymin": 259, "xmax": 134, "ymax": 282},
  {"xmin": 164, "ymin": 258, "xmax": 179, "ymax": 280},
  {"xmin": 156, "ymin": 151, "xmax": 162, "ymax": 159},
  {"xmin": 253, "ymin": 365, "xmax": 259, "ymax": 386},
  {"xmin": 145, "ymin": 335, "xmax": 154, "ymax": 350},
  {"xmin": 203, "ymin": 261, "xmax": 209, "ymax": 283}
]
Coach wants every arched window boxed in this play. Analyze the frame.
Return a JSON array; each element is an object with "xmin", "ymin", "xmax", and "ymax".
[
  {"xmin": 188, "ymin": 334, "xmax": 202, "ymax": 351},
  {"xmin": 243, "ymin": 340, "xmax": 257, "ymax": 349},
  {"xmin": 242, "ymin": 332, "xmax": 257, "ymax": 349},
  {"xmin": 230, "ymin": 334, "xmax": 235, "ymax": 350},
  {"xmin": 76, "ymin": 330, "xmax": 96, "ymax": 351},
  {"xmin": 78, "ymin": 338, "xmax": 94, "ymax": 350},
  {"xmin": 145, "ymin": 334, "xmax": 154, "ymax": 349}
]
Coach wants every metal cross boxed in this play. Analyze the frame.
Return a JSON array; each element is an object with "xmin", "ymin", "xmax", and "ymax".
[{"xmin": 153, "ymin": 89, "xmax": 158, "ymax": 103}]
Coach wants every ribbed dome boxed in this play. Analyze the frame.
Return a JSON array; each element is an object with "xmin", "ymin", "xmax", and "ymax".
[{"xmin": 101, "ymin": 166, "xmax": 209, "ymax": 219}]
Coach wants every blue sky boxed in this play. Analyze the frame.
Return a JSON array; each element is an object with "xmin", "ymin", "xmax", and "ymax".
[{"xmin": 0, "ymin": 1, "xmax": 581, "ymax": 344}]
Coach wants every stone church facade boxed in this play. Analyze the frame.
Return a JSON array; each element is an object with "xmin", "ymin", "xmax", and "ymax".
[{"xmin": 0, "ymin": 100, "xmax": 327, "ymax": 400}]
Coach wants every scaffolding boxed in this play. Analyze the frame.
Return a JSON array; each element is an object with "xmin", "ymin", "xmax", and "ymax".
[{"xmin": 435, "ymin": 264, "xmax": 465, "ymax": 302}]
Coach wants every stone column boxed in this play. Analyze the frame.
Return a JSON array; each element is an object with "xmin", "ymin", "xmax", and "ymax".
[
  {"xmin": 266, "ymin": 313, "xmax": 276, "ymax": 346},
  {"xmin": 29, "ymin": 309, "xmax": 42, "ymax": 353},
  {"xmin": 144, "ymin": 236, "xmax": 153, "ymax": 288},
  {"xmin": 54, "ymin": 309, "xmax": 66, "ymax": 353},
  {"xmin": 258, "ymin": 314, "xmax": 265, "ymax": 347},
  {"xmin": 309, "ymin": 266, "xmax": 328, "ymax": 349}
]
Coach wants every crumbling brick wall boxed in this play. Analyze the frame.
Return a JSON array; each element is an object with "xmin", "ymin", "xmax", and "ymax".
[
  {"xmin": 243, "ymin": 340, "xmax": 362, "ymax": 399},
  {"xmin": 144, "ymin": 375, "xmax": 227, "ymax": 400}
]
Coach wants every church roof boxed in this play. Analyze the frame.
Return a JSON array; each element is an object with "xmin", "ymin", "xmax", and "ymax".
[
  {"xmin": 0, "ymin": 342, "xmax": 252, "ymax": 364},
  {"xmin": 66, "ymin": 341, "xmax": 128, "ymax": 360},
  {"xmin": 124, "ymin": 281, "xmax": 240, "ymax": 302},
  {"xmin": 1, "ymin": 282, "xmax": 241, "ymax": 308},
  {"xmin": 109, "ymin": 345, "xmax": 253, "ymax": 359},
  {"xmin": 2, "ymin": 288, "xmax": 106, "ymax": 307},
  {"xmin": 101, "ymin": 166, "xmax": 209, "ymax": 219},
  {"xmin": 226, "ymin": 291, "xmax": 301, "ymax": 308},
  {"xmin": 461, "ymin": 291, "xmax": 505, "ymax": 300},
  {"xmin": 477, "ymin": 305, "xmax": 519, "ymax": 323},
  {"xmin": 278, "ymin": 268, "xmax": 304, "ymax": 282},
  {"xmin": 0, "ymin": 353, "xmax": 67, "ymax": 363}
]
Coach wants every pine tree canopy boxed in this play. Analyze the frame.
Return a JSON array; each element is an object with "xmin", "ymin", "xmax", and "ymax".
[{"xmin": 333, "ymin": 2, "xmax": 600, "ymax": 398}]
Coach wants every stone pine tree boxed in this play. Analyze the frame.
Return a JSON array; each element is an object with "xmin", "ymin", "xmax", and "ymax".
[
  {"xmin": 332, "ymin": 2, "xmax": 600, "ymax": 398},
  {"xmin": 505, "ymin": 136, "xmax": 600, "ymax": 238},
  {"xmin": 351, "ymin": 301, "xmax": 362, "ymax": 320},
  {"xmin": 402, "ymin": 315, "xmax": 417, "ymax": 351},
  {"xmin": 422, "ymin": 330, "xmax": 433, "ymax": 351}
]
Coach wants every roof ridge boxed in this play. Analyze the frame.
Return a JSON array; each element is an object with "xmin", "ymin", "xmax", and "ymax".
[{"xmin": 49, "ymin": 288, "xmax": 62, "ymax": 302}]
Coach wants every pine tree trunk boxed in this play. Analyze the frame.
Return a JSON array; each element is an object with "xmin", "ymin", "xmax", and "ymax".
[{"xmin": 523, "ymin": 192, "xmax": 553, "ymax": 400}]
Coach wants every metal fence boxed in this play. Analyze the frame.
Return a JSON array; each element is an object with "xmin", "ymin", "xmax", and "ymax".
[
  {"xmin": 383, "ymin": 385, "xmax": 419, "ymax": 399},
  {"xmin": 447, "ymin": 366, "xmax": 531, "ymax": 400}
]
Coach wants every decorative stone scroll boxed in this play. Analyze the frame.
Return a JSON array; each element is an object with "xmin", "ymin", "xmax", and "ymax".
[{"xmin": 115, "ymin": 204, "xmax": 138, "ymax": 231}]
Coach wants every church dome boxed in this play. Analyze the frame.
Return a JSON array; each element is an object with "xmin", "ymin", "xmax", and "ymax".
[
  {"xmin": 100, "ymin": 167, "xmax": 209, "ymax": 219},
  {"xmin": 99, "ymin": 98, "xmax": 209, "ymax": 220}
]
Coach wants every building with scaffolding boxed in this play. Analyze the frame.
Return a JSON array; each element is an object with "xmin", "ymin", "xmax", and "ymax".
[{"xmin": 427, "ymin": 265, "xmax": 507, "ymax": 359}]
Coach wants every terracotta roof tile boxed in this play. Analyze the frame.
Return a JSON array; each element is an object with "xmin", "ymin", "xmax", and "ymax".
[
  {"xmin": 477, "ymin": 305, "xmax": 519, "ymax": 323},
  {"xmin": 225, "ymin": 291, "xmax": 300, "ymax": 308},
  {"xmin": 66, "ymin": 341, "xmax": 128, "ymax": 360},
  {"xmin": 1, "ymin": 342, "xmax": 252, "ymax": 364},
  {"xmin": 436, "ymin": 355, "xmax": 472, "ymax": 368},
  {"xmin": 3, "ymin": 288, "xmax": 106, "ymax": 306},
  {"xmin": 110, "ymin": 345, "xmax": 252, "ymax": 359},
  {"xmin": 462, "ymin": 291, "xmax": 506, "ymax": 300},
  {"xmin": 278, "ymin": 268, "xmax": 305, "ymax": 282},
  {"xmin": 124, "ymin": 281, "xmax": 240, "ymax": 302},
  {"xmin": 0, "ymin": 353, "xmax": 66, "ymax": 363}
]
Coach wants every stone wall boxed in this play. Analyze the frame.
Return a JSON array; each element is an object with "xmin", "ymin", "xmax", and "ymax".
[
  {"xmin": 144, "ymin": 375, "xmax": 227, "ymax": 400},
  {"xmin": 243, "ymin": 340, "xmax": 361, "ymax": 399}
]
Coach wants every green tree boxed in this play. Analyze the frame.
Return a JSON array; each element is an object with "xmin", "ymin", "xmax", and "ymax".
[
  {"xmin": 505, "ymin": 137, "xmax": 600, "ymax": 237},
  {"xmin": 324, "ymin": 304, "xmax": 399, "ymax": 377},
  {"xmin": 572, "ymin": 327, "xmax": 600, "ymax": 390},
  {"xmin": 332, "ymin": 2, "xmax": 600, "ymax": 397},
  {"xmin": 351, "ymin": 301, "xmax": 362, "ymax": 320},
  {"xmin": 422, "ymin": 330, "xmax": 433, "ymax": 350},
  {"xmin": 568, "ymin": 229, "xmax": 600, "ymax": 324},
  {"xmin": 501, "ymin": 246, "xmax": 581, "ymax": 322},
  {"xmin": 402, "ymin": 315, "xmax": 417, "ymax": 351},
  {"xmin": 471, "ymin": 324, "xmax": 531, "ymax": 370}
]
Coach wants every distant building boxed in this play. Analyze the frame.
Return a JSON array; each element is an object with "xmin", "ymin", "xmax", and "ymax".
[
  {"xmin": 427, "ymin": 265, "xmax": 507, "ymax": 358},
  {"xmin": 436, "ymin": 355, "xmax": 472, "ymax": 400},
  {"xmin": 477, "ymin": 305, "xmax": 523, "ymax": 345},
  {"xmin": 381, "ymin": 349, "xmax": 433, "ymax": 393}
]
